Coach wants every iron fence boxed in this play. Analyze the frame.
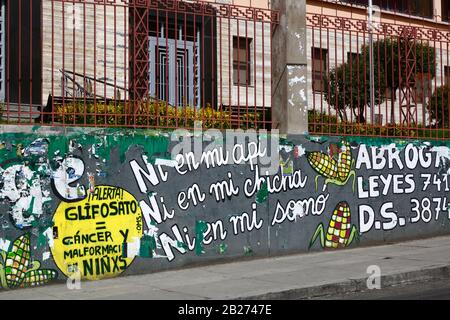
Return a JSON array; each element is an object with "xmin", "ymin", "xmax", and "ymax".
[
  {"xmin": 307, "ymin": 0, "xmax": 450, "ymax": 139},
  {"xmin": 0, "ymin": 0, "xmax": 278, "ymax": 130}
]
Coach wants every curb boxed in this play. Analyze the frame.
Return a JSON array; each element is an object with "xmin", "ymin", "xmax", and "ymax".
[{"xmin": 236, "ymin": 265, "xmax": 450, "ymax": 300}]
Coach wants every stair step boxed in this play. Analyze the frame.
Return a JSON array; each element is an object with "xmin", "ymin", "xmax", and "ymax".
[{"xmin": 1, "ymin": 103, "xmax": 41, "ymax": 121}]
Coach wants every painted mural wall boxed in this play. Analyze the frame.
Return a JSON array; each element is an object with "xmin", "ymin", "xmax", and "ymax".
[{"xmin": 0, "ymin": 125, "xmax": 449, "ymax": 289}]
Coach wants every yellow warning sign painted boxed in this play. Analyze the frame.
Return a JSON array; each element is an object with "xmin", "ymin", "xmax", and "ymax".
[{"xmin": 51, "ymin": 186, "xmax": 143, "ymax": 280}]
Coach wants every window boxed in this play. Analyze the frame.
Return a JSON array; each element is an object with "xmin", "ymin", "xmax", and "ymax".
[
  {"xmin": 347, "ymin": 51, "xmax": 361, "ymax": 64},
  {"xmin": 445, "ymin": 66, "xmax": 450, "ymax": 86},
  {"xmin": 340, "ymin": 0, "xmax": 370, "ymax": 8},
  {"xmin": 341, "ymin": 0, "xmax": 433, "ymax": 19},
  {"xmin": 145, "ymin": 11, "xmax": 217, "ymax": 109},
  {"xmin": 148, "ymin": 25, "xmax": 200, "ymax": 107},
  {"xmin": 443, "ymin": 0, "xmax": 450, "ymax": 22},
  {"xmin": 233, "ymin": 36, "xmax": 252, "ymax": 86},
  {"xmin": 406, "ymin": 0, "xmax": 433, "ymax": 18},
  {"xmin": 312, "ymin": 47, "xmax": 328, "ymax": 93}
]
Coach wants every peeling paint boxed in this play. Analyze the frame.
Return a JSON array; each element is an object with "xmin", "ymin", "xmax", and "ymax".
[
  {"xmin": 155, "ymin": 158, "xmax": 178, "ymax": 167},
  {"xmin": 218, "ymin": 243, "xmax": 228, "ymax": 255},
  {"xmin": 195, "ymin": 221, "xmax": 208, "ymax": 256},
  {"xmin": 0, "ymin": 239, "xmax": 10, "ymax": 252},
  {"xmin": 289, "ymin": 75, "xmax": 306, "ymax": 87},
  {"xmin": 256, "ymin": 182, "xmax": 269, "ymax": 204},
  {"xmin": 432, "ymin": 146, "xmax": 450, "ymax": 168}
]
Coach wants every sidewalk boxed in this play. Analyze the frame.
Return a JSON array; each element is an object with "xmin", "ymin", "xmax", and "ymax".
[{"xmin": 1, "ymin": 236, "xmax": 450, "ymax": 300}]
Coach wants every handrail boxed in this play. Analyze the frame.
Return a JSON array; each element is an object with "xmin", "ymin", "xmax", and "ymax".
[{"xmin": 60, "ymin": 69, "xmax": 128, "ymax": 92}]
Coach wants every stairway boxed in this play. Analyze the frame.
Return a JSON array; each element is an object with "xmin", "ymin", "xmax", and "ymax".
[{"xmin": 0, "ymin": 103, "xmax": 41, "ymax": 123}]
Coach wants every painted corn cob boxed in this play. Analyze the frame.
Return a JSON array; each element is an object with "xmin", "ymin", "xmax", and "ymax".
[
  {"xmin": 306, "ymin": 141, "xmax": 356, "ymax": 191},
  {"xmin": 309, "ymin": 202, "xmax": 359, "ymax": 250},
  {"xmin": 306, "ymin": 151, "xmax": 339, "ymax": 180},
  {"xmin": 0, "ymin": 234, "xmax": 58, "ymax": 289},
  {"xmin": 4, "ymin": 235, "xmax": 31, "ymax": 288},
  {"xmin": 337, "ymin": 142, "xmax": 352, "ymax": 182},
  {"xmin": 20, "ymin": 269, "xmax": 58, "ymax": 288}
]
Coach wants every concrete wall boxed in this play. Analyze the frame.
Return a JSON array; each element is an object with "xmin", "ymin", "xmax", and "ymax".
[{"xmin": 0, "ymin": 124, "xmax": 449, "ymax": 288}]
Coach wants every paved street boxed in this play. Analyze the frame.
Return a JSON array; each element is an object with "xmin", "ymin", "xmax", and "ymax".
[
  {"xmin": 1, "ymin": 235, "xmax": 450, "ymax": 300},
  {"xmin": 320, "ymin": 279, "xmax": 450, "ymax": 300}
]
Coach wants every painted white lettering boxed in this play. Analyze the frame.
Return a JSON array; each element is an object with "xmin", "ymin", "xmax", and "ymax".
[{"xmin": 359, "ymin": 205, "xmax": 375, "ymax": 234}]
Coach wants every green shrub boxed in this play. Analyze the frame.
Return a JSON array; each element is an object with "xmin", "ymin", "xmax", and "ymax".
[
  {"xmin": 427, "ymin": 85, "xmax": 450, "ymax": 129},
  {"xmin": 308, "ymin": 110, "xmax": 419, "ymax": 137},
  {"xmin": 54, "ymin": 101, "xmax": 263, "ymax": 130}
]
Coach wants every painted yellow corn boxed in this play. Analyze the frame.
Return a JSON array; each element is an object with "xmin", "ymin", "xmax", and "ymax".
[
  {"xmin": 307, "ymin": 152, "xmax": 339, "ymax": 180},
  {"xmin": 337, "ymin": 142, "xmax": 352, "ymax": 182},
  {"xmin": 21, "ymin": 270, "xmax": 58, "ymax": 288},
  {"xmin": 307, "ymin": 141, "xmax": 353, "ymax": 183},
  {"xmin": 5, "ymin": 234, "xmax": 31, "ymax": 288},
  {"xmin": 325, "ymin": 202, "xmax": 352, "ymax": 249}
]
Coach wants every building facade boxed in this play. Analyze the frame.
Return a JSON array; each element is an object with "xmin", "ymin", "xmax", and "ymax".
[
  {"xmin": 0, "ymin": 0, "xmax": 274, "ymax": 125},
  {"xmin": 306, "ymin": 0, "xmax": 450, "ymax": 127}
]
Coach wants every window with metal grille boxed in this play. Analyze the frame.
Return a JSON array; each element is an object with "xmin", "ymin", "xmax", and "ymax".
[
  {"xmin": 148, "ymin": 26, "xmax": 200, "ymax": 108},
  {"xmin": 233, "ymin": 36, "xmax": 252, "ymax": 86},
  {"xmin": 312, "ymin": 47, "xmax": 328, "ymax": 93}
]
